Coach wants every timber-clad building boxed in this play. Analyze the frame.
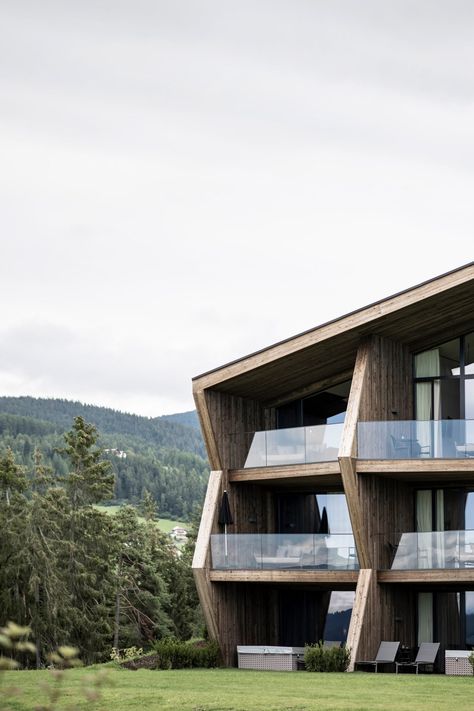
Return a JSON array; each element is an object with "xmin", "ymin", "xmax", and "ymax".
[{"xmin": 192, "ymin": 262, "xmax": 474, "ymax": 671}]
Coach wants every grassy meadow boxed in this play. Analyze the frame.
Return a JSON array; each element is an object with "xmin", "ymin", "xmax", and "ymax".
[
  {"xmin": 94, "ymin": 505, "xmax": 187, "ymax": 533},
  {"xmin": 2, "ymin": 667, "xmax": 474, "ymax": 711}
]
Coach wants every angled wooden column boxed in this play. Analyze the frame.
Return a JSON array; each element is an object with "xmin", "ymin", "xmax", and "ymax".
[
  {"xmin": 346, "ymin": 569, "xmax": 373, "ymax": 671},
  {"xmin": 338, "ymin": 339, "xmax": 371, "ymax": 569},
  {"xmin": 192, "ymin": 470, "xmax": 223, "ymax": 644},
  {"xmin": 193, "ymin": 388, "xmax": 222, "ymax": 471}
]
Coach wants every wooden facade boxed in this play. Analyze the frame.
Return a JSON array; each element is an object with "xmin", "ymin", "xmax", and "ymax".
[{"xmin": 192, "ymin": 263, "xmax": 474, "ymax": 668}]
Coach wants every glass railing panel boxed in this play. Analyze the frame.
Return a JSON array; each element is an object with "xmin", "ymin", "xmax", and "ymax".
[
  {"xmin": 357, "ymin": 420, "xmax": 474, "ymax": 459},
  {"xmin": 266, "ymin": 427, "xmax": 306, "ymax": 466},
  {"xmin": 242, "ymin": 423, "xmax": 344, "ymax": 468},
  {"xmin": 306, "ymin": 423, "xmax": 343, "ymax": 463},
  {"xmin": 210, "ymin": 533, "xmax": 359, "ymax": 570},
  {"xmin": 391, "ymin": 530, "xmax": 474, "ymax": 569},
  {"xmin": 243, "ymin": 431, "xmax": 267, "ymax": 468}
]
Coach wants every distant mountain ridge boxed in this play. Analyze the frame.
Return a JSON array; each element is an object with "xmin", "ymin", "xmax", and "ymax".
[
  {"xmin": 0, "ymin": 396, "xmax": 207, "ymax": 521},
  {"xmin": 0, "ymin": 396, "xmax": 204, "ymax": 457}
]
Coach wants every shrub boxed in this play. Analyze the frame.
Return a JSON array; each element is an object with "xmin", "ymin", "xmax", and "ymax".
[
  {"xmin": 304, "ymin": 642, "xmax": 351, "ymax": 672},
  {"xmin": 152, "ymin": 637, "xmax": 220, "ymax": 669},
  {"xmin": 110, "ymin": 646, "xmax": 143, "ymax": 663}
]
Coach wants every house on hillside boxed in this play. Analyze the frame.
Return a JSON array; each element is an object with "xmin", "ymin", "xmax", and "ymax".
[
  {"xmin": 192, "ymin": 262, "xmax": 474, "ymax": 671},
  {"xmin": 104, "ymin": 448, "xmax": 127, "ymax": 459},
  {"xmin": 170, "ymin": 526, "xmax": 188, "ymax": 541}
]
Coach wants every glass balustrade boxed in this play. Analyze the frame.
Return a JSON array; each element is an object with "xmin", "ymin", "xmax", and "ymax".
[
  {"xmin": 391, "ymin": 530, "xmax": 474, "ymax": 570},
  {"xmin": 210, "ymin": 533, "xmax": 358, "ymax": 570},
  {"xmin": 242, "ymin": 423, "xmax": 344, "ymax": 468},
  {"xmin": 357, "ymin": 419, "xmax": 474, "ymax": 459}
]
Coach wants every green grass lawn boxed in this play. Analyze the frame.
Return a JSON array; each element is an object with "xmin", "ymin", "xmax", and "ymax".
[
  {"xmin": 94, "ymin": 505, "xmax": 187, "ymax": 533},
  {"xmin": 3, "ymin": 667, "xmax": 474, "ymax": 711}
]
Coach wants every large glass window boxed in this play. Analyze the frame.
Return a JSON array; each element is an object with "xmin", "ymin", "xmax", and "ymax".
[
  {"xmin": 414, "ymin": 331, "xmax": 474, "ymax": 420},
  {"xmin": 416, "ymin": 487, "xmax": 474, "ymax": 532},
  {"xmin": 276, "ymin": 380, "xmax": 351, "ymax": 429},
  {"xmin": 323, "ymin": 591, "xmax": 355, "ymax": 643},
  {"xmin": 276, "ymin": 492, "xmax": 352, "ymax": 535},
  {"xmin": 418, "ymin": 591, "xmax": 474, "ymax": 653}
]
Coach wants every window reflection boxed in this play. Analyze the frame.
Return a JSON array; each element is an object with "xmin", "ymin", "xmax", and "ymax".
[{"xmin": 414, "ymin": 332, "xmax": 474, "ymax": 421}]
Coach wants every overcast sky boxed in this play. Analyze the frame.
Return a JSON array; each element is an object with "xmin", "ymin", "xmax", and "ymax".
[{"xmin": 1, "ymin": 1, "xmax": 473, "ymax": 417}]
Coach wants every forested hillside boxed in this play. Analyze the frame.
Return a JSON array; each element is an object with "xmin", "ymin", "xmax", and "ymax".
[
  {"xmin": 0, "ymin": 417, "xmax": 201, "ymax": 665},
  {"xmin": 0, "ymin": 397, "xmax": 208, "ymax": 521}
]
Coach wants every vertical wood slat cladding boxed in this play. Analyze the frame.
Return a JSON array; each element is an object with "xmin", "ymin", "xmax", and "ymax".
[
  {"xmin": 358, "ymin": 335, "xmax": 412, "ymax": 423},
  {"xmin": 357, "ymin": 584, "xmax": 416, "ymax": 662},
  {"xmin": 214, "ymin": 584, "xmax": 279, "ymax": 666},
  {"xmin": 228, "ymin": 483, "xmax": 276, "ymax": 534},
  {"xmin": 205, "ymin": 390, "xmax": 272, "ymax": 470},
  {"xmin": 358, "ymin": 474, "xmax": 414, "ymax": 570}
]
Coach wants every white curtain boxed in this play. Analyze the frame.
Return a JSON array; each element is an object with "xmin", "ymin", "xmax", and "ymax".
[
  {"xmin": 435, "ymin": 490, "xmax": 445, "ymax": 567},
  {"xmin": 415, "ymin": 349, "xmax": 440, "ymax": 378},
  {"xmin": 418, "ymin": 592, "xmax": 434, "ymax": 644},
  {"xmin": 415, "ymin": 349, "xmax": 442, "ymax": 456},
  {"xmin": 416, "ymin": 490, "xmax": 433, "ymax": 568}
]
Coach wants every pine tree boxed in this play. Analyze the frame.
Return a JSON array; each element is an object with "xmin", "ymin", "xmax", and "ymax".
[
  {"xmin": 58, "ymin": 417, "xmax": 116, "ymax": 664},
  {"xmin": 140, "ymin": 489, "xmax": 158, "ymax": 521},
  {"xmin": 113, "ymin": 506, "xmax": 172, "ymax": 650}
]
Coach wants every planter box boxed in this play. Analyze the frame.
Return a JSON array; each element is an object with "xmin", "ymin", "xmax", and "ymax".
[
  {"xmin": 237, "ymin": 645, "xmax": 305, "ymax": 671},
  {"xmin": 445, "ymin": 650, "xmax": 473, "ymax": 676}
]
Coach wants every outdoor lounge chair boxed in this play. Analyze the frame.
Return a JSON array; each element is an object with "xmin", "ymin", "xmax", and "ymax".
[
  {"xmin": 395, "ymin": 642, "xmax": 439, "ymax": 674},
  {"xmin": 355, "ymin": 641, "xmax": 400, "ymax": 673}
]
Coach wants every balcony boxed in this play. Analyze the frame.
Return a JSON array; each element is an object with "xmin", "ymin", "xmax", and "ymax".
[
  {"xmin": 210, "ymin": 533, "xmax": 358, "ymax": 570},
  {"xmin": 357, "ymin": 419, "xmax": 474, "ymax": 460},
  {"xmin": 391, "ymin": 530, "xmax": 474, "ymax": 570},
  {"xmin": 242, "ymin": 423, "xmax": 344, "ymax": 468}
]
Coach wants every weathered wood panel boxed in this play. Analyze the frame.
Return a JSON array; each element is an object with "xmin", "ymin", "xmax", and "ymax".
[
  {"xmin": 193, "ymin": 389, "xmax": 222, "ymax": 471},
  {"xmin": 357, "ymin": 583, "xmax": 416, "ymax": 661},
  {"xmin": 210, "ymin": 570, "xmax": 358, "ymax": 585},
  {"xmin": 229, "ymin": 461, "xmax": 341, "ymax": 484},
  {"xmin": 203, "ymin": 390, "xmax": 271, "ymax": 470},
  {"xmin": 192, "ymin": 470, "xmax": 223, "ymax": 645},
  {"xmin": 358, "ymin": 335, "xmax": 412, "ymax": 424},
  {"xmin": 378, "ymin": 569, "xmax": 474, "ymax": 584},
  {"xmin": 339, "ymin": 340, "xmax": 371, "ymax": 568},
  {"xmin": 358, "ymin": 473, "xmax": 414, "ymax": 570},
  {"xmin": 226, "ymin": 482, "xmax": 275, "ymax": 534},
  {"xmin": 346, "ymin": 569, "xmax": 373, "ymax": 671},
  {"xmin": 212, "ymin": 583, "xmax": 280, "ymax": 666},
  {"xmin": 357, "ymin": 460, "xmax": 474, "ymax": 474}
]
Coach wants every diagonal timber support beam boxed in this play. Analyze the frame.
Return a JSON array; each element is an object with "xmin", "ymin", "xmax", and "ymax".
[
  {"xmin": 346, "ymin": 569, "xmax": 373, "ymax": 672},
  {"xmin": 193, "ymin": 388, "xmax": 222, "ymax": 471},
  {"xmin": 192, "ymin": 470, "xmax": 223, "ymax": 644},
  {"xmin": 338, "ymin": 339, "xmax": 371, "ymax": 569}
]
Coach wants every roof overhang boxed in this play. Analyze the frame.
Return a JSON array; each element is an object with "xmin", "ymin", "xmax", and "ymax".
[{"xmin": 193, "ymin": 262, "xmax": 474, "ymax": 402}]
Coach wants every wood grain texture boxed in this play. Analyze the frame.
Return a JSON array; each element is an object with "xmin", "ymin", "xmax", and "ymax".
[
  {"xmin": 193, "ymin": 389, "xmax": 222, "ymax": 471},
  {"xmin": 192, "ymin": 470, "xmax": 222, "ymax": 649},
  {"xmin": 339, "ymin": 340, "xmax": 371, "ymax": 568},
  {"xmin": 346, "ymin": 569, "xmax": 373, "ymax": 671},
  {"xmin": 210, "ymin": 570, "xmax": 359, "ymax": 585},
  {"xmin": 357, "ymin": 460, "xmax": 474, "ymax": 474},
  {"xmin": 192, "ymin": 470, "xmax": 222, "ymax": 569},
  {"xmin": 229, "ymin": 461, "xmax": 341, "ymax": 483},
  {"xmin": 378, "ymin": 569, "xmax": 474, "ymax": 583}
]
